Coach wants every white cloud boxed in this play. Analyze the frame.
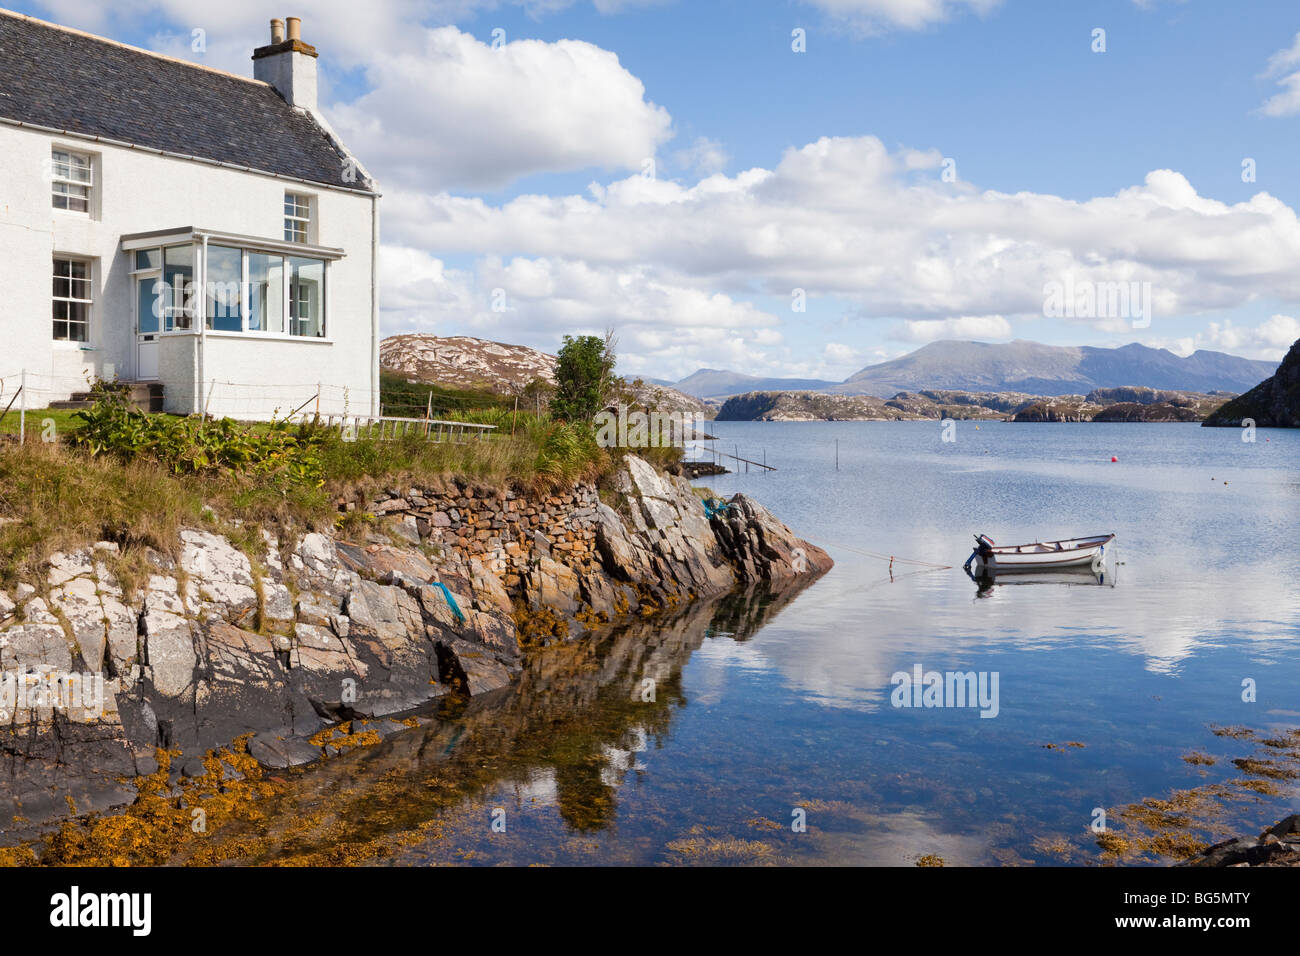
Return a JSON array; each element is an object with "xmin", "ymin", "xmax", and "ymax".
[
  {"xmin": 1194, "ymin": 314, "xmax": 1300, "ymax": 360},
  {"xmin": 674, "ymin": 136, "xmax": 729, "ymax": 176},
  {"xmin": 892, "ymin": 315, "xmax": 1011, "ymax": 343},
  {"xmin": 32, "ymin": 0, "xmax": 427, "ymax": 69},
  {"xmin": 799, "ymin": 0, "xmax": 1002, "ymax": 34},
  {"xmin": 330, "ymin": 27, "xmax": 672, "ymax": 190},
  {"xmin": 380, "ymin": 247, "xmax": 784, "ymax": 378},
  {"xmin": 1257, "ymin": 32, "xmax": 1300, "ymax": 117},
  {"xmin": 1264, "ymin": 32, "xmax": 1300, "ymax": 77},
  {"xmin": 1258, "ymin": 74, "xmax": 1300, "ymax": 118},
  {"xmin": 384, "ymin": 139, "xmax": 1300, "ymax": 336}
]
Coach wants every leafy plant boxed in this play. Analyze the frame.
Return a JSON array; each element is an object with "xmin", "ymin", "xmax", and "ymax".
[{"xmin": 70, "ymin": 398, "xmax": 327, "ymax": 489}]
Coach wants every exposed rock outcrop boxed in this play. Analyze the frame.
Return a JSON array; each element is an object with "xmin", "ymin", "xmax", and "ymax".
[
  {"xmin": 1180, "ymin": 814, "xmax": 1300, "ymax": 867},
  {"xmin": 1203, "ymin": 337, "xmax": 1300, "ymax": 427},
  {"xmin": 1090, "ymin": 402, "xmax": 1203, "ymax": 422},
  {"xmin": 0, "ymin": 456, "xmax": 829, "ymax": 840},
  {"xmin": 718, "ymin": 387, "xmax": 1228, "ymax": 422}
]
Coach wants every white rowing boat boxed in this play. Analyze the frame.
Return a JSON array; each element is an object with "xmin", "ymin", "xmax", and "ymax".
[{"xmin": 964, "ymin": 533, "xmax": 1114, "ymax": 573}]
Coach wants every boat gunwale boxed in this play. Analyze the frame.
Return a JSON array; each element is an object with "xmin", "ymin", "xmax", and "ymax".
[{"xmin": 979, "ymin": 533, "xmax": 1114, "ymax": 556}]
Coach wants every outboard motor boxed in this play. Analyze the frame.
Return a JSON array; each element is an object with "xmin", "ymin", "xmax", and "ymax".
[{"xmin": 964, "ymin": 534, "xmax": 995, "ymax": 572}]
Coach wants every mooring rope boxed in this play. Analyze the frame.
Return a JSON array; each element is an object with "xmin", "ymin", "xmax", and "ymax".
[{"xmin": 817, "ymin": 539, "xmax": 953, "ymax": 571}]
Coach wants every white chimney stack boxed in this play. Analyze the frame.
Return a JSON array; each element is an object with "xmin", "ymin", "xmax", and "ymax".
[{"xmin": 253, "ymin": 15, "xmax": 318, "ymax": 111}]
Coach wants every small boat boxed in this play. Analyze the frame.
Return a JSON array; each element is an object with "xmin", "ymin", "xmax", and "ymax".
[{"xmin": 964, "ymin": 533, "xmax": 1114, "ymax": 573}]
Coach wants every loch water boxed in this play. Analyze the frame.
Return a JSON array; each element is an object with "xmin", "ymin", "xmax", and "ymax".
[{"xmin": 243, "ymin": 421, "xmax": 1300, "ymax": 865}]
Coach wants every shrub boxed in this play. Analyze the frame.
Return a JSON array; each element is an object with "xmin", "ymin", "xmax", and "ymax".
[
  {"xmin": 551, "ymin": 333, "xmax": 617, "ymax": 423},
  {"xmin": 71, "ymin": 398, "xmax": 327, "ymax": 488}
]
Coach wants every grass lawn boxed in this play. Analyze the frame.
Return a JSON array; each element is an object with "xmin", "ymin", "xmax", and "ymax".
[{"xmin": 0, "ymin": 407, "xmax": 84, "ymax": 437}]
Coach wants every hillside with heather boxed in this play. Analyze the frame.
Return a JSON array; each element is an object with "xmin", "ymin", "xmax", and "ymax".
[{"xmin": 380, "ymin": 334, "xmax": 710, "ymax": 416}]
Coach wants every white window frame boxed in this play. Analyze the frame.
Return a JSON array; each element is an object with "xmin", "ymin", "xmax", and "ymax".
[
  {"xmin": 52, "ymin": 256, "xmax": 93, "ymax": 344},
  {"xmin": 284, "ymin": 192, "xmax": 313, "ymax": 244},
  {"xmin": 51, "ymin": 149, "xmax": 93, "ymax": 215},
  {"xmin": 287, "ymin": 256, "xmax": 327, "ymax": 339},
  {"xmin": 136, "ymin": 243, "xmax": 328, "ymax": 340}
]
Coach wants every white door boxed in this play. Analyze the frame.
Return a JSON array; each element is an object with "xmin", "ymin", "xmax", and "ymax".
[{"xmin": 136, "ymin": 275, "xmax": 160, "ymax": 381}]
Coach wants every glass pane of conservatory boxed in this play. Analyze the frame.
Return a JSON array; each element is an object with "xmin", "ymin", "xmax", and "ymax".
[
  {"xmin": 163, "ymin": 245, "xmax": 194, "ymax": 331},
  {"xmin": 205, "ymin": 245, "xmax": 243, "ymax": 332},
  {"xmin": 288, "ymin": 257, "xmax": 324, "ymax": 337},
  {"xmin": 248, "ymin": 253, "xmax": 284, "ymax": 333}
]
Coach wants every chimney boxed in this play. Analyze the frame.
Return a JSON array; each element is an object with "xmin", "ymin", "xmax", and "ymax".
[{"xmin": 252, "ymin": 15, "xmax": 318, "ymax": 111}]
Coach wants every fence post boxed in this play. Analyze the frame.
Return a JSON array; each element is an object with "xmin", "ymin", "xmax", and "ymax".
[{"xmin": 19, "ymin": 368, "xmax": 26, "ymax": 445}]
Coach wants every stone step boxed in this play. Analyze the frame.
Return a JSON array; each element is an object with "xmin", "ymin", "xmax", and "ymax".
[{"xmin": 53, "ymin": 382, "xmax": 164, "ymax": 413}]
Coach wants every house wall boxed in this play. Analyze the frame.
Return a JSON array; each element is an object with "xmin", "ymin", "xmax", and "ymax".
[{"xmin": 0, "ymin": 121, "xmax": 378, "ymax": 418}]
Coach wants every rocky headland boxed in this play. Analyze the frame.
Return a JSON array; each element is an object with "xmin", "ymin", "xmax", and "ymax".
[
  {"xmin": 0, "ymin": 455, "xmax": 829, "ymax": 843},
  {"xmin": 1202, "ymin": 336, "xmax": 1300, "ymax": 428}
]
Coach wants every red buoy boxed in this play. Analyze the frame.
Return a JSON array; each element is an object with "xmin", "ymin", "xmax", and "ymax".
[{"xmin": 1110, "ymin": 456, "xmax": 1118, "ymax": 462}]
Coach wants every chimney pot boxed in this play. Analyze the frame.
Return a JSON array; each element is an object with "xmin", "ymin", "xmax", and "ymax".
[
  {"xmin": 286, "ymin": 17, "xmax": 302, "ymax": 42},
  {"xmin": 270, "ymin": 18, "xmax": 285, "ymax": 43}
]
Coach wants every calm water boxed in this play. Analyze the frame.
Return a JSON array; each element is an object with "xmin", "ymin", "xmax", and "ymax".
[{"xmin": 233, "ymin": 422, "xmax": 1300, "ymax": 865}]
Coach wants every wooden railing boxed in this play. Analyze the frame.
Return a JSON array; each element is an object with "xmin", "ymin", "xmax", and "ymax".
[{"xmin": 322, "ymin": 415, "xmax": 496, "ymax": 443}]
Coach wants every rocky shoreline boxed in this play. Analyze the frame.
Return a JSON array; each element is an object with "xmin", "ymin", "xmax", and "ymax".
[
  {"xmin": 714, "ymin": 386, "xmax": 1232, "ymax": 423},
  {"xmin": 0, "ymin": 455, "xmax": 829, "ymax": 843},
  {"xmin": 1180, "ymin": 815, "xmax": 1300, "ymax": 867}
]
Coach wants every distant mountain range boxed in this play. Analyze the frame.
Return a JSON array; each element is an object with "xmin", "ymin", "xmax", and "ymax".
[
  {"xmin": 674, "ymin": 368, "xmax": 840, "ymax": 398},
  {"xmin": 381, "ymin": 334, "xmax": 1283, "ymax": 422},
  {"xmin": 672, "ymin": 340, "xmax": 1279, "ymax": 399}
]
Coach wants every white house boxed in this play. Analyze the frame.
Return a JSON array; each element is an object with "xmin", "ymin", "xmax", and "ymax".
[{"xmin": 0, "ymin": 11, "xmax": 380, "ymax": 420}]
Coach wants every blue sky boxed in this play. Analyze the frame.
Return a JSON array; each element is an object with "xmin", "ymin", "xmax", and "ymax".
[{"xmin": 12, "ymin": 0, "xmax": 1300, "ymax": 380}]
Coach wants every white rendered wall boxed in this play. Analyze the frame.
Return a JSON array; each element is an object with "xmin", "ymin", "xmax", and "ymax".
[{"xmin": 0, "ymin": 121, "xmax": 378, "ymax": 418}]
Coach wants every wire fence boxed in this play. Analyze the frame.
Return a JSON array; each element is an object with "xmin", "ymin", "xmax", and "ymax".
[{"xmin": 0, "ymin": 370, "xmax": 498, "ymax": 444}]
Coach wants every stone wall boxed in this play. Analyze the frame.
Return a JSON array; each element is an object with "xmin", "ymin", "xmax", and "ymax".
[{"xmin": 0, "ymin": 455, "xmax": 831, "ymax": 839}]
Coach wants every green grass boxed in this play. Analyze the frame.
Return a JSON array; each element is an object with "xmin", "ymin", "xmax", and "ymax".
[
  {"xmin": 0, "ymin": 395, "xmax": 682, "ymax": 587},
  {"xmin": 379, "ymin": 371, "xmax": 515, "ymax": 419},
  {"xmin": 0, "ymin": 407, "xmax": 83, "ymax": 437}
]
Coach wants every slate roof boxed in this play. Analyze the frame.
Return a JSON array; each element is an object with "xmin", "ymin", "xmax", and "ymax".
[{"xmin": 0, "ymin": 11, "xmax": 371, "ymax": 191}]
